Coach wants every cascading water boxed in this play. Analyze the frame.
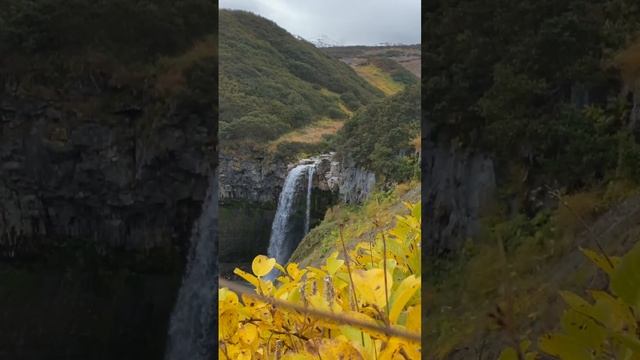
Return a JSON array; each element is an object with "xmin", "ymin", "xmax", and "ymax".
[
  {"xmin": 267, "ymin": 163, "xmax": 313, "ymax": 266},
  {"xmin": 304, "ymin": 165, "xmax": 315, "ymax": 235},
  {"xmin": 165, "ymin": 171, "xmax": 217, "ymax": 360}
]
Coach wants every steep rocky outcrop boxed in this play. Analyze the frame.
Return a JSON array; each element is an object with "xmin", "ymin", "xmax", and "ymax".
[
  {"xmin": 0, "ymin": 93, "xmax": 214, "ymax": 260},
  {"xmin": 218, "ymin": 153, "xmax": 288, "ymax": 204},
  {"xmin": 334, "ymin": 160, "xmax": 376, "ymax": 204},
  {"xmin": 218, "ymin": 151, "xmax": 375, "ymax": 264},
  {"xmin": 425, "ymin": 135, "xmax": 497, "ymax": 255},
  {"xmin": 218, "ymin": 152, "xmax": 375, "ymax": 208},
  {"xmin": 0, "ymin": 72, "xmax": 215, "ymax": 359}
]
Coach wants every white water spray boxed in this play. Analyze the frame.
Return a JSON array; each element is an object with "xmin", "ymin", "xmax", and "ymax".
[
  {"xmin": 267, "ymin": 163, "xmax": 312, "ymax": 265},
  {"xmin": 304, "ymin": 165, "xmax": 315, "ymax": 235},
  {"xmin": 165, "ymin": 172, "xmax": 217, "ymax": 360}
]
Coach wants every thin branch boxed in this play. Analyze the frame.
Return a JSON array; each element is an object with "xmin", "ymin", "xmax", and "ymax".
[
  {"xmin": 339, "ymin": 224, "xmax": 360, "ymax": 312},
  {"xmin": 218, "ymin": 278, "xmax": 421, "ymax": 343},
  {"xmin": 379, "ymin": 228, "xmax": 391, "ymax": 317}
]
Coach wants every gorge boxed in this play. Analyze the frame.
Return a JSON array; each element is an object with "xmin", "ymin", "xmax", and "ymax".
[{"xmin": 218, "ymin": 152, "xmax": 378, "ymax": 278}]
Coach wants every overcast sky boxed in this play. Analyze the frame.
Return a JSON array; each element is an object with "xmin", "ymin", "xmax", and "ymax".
[{"xmin": 219, "ymin": 0, "xmax": 421, "ymax": 46}]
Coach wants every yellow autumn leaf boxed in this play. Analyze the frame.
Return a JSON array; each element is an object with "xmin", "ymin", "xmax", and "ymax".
[
  {"xmin": 316, "ymin": 338, "xmax": 365, "ymax": 360},
  {"xmin": 405, "ymin": 305, "xmax": 421, "ymax": 333},
  {"xmin": 326, "ymin": 251, "xmax": 345, "ymax": 275},
  {"xmin": 286, "ymin": 262, "xmax": 305, "ymax": 281},
  {"xmin": 389, "ymin": 275, "xmax": 420, "ymax": 323},
  {"xmin": 219, "ymin": 310, "xmax": 239, "ymax": 340},
  {"xmin": 237, "ymin": 323, "xmax": 259, "ymax": 347},
  {"xmin": 378, "ymin": 338, "xmax": 403, "ymax": 360},
  {"xmin": 281, "ymin": 352, "xmax": 316, "ymax": 360},
  {"xmin": 252, "ymin": 255, "xmax": 276, "ymax": 277},
  {"xmin": 234, "ymin": 268, "xmax": 260, "ymax": 288},
  {"xmin": 274, "ymin": 280, "xmax": 299, "ymax": 299},
  {"xmin": 352, "ymin": 268, "xmax": 393, "ymax": 308},
  {"xmin": 219, "ymin": 288, "xmax": 239, "ymax": 309},
  {"xmin": 228, "ymin": 347, "xmax": 252, "ymax": 360}
]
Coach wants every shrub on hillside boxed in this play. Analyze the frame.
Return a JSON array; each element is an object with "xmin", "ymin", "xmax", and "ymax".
[{"xmin": 220, "ymin": 114, "xmax": 291, "ymax": 141}]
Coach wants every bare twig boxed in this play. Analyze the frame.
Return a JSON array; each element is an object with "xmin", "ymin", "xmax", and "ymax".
[
  {"xmin": 379, "ymin": 227, "xmax": 391, "ymax": 318},
  {"xmin": 338, "ymin": 224, "xmax": 360, "ymax": 312},
  {"xmin": 338, "ymin": 224, "xmax": 366, "ymax": 346},
  {"xmin": 218, "ymin": 278, "xmax": 421, "ymax": 343}
]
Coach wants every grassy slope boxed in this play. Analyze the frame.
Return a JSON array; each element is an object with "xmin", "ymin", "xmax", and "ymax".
[
  {"xmin": 323, "ymin": 45, "xmax": 420, "ymax": 95},
  {"xmin": 427, "ymin": 184, "xmax": 640, "ymax": 359},
  {"xmin": 290, "ymin": 182, "xmax": 421, "ymax": 268},
  {"xmin": 268, "ymin": 118, "xmax": 344, "ymax": 151},
  {"xmin": 354, "ymin": 64, "xmax": 405, "ymax": 95},
  {"xmin": 219, "ymin": 10, "xmax": 382, "ymax": 148}
]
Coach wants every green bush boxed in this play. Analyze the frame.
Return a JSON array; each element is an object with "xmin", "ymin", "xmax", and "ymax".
[
  {"xmin": 0, "ymin": 0, "xmax": 216, "ymax": 61},
  {"xmin": 336, "ymin": 85, "xmax": 420, "ymax": 183},
  {"xmin": 220, "ymin": 114, "xmax": 291, "ymax": 141},
  {"xmin": 339, "ymin": 92, "xmax": 360, "ymax": 111},
  {"xmin": 219, "ymin": 10, "xmax": 382, "ymax": 145}
]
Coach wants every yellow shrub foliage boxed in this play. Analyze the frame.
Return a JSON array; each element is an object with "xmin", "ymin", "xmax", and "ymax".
[
  {"xmin": 499, "ymin": 243, "xmax": 640, "ymax": 360},
  {"xmin": 219, "ymin": 201, "xmax": 422, "ymax": 359}
]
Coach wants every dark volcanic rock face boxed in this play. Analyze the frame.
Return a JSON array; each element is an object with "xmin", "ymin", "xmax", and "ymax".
[
  {"xmin": 0, "ymin": 94, "xmax": 214, "ymax": 260},
  {"xmin": 218, "ymin": 152, "xmax": 372, "ymax": 267},
  {"xmin": 0, "ymin": 70, "xmax": 215, "ymax": 358},
  {"xmin": 219, "ymin": 152, "xmax": 287, "ymax": 203},
  {"xmin": 425, "ymin": 138, "xmax": 497, "ymax": 256}
]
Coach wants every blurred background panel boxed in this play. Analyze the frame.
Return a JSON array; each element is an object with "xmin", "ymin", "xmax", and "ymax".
[{"xmin": 0, "ymin": 1, "xmax": 217, "ymax": 359}]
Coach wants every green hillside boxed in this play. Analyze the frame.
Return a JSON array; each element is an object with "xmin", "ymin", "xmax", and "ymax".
[
  {"xmin": 0, "ymin": 0, "xmax": 215, "ymax": 65},
  {"xmin": 425, "ymin": 0, "xmax": 640, "ymax": 358},
  {"xmin": 336, "ymin": 85, "xmax": 421, "ymax": 183},
  {"xmin": 219, "ymin": 10, "xmax": 382, "ymax": 145}
]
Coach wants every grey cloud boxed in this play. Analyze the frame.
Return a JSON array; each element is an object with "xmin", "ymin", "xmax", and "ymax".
[{"xmin": 220, "ymin": 0, "xmax": 420, "ymax": 45}]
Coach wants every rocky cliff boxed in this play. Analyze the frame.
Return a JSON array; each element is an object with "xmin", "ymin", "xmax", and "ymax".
[
  {"xmin": 218, "ymin": 151, "xmax": 376, "ymax": 264},
  {"xmin": 0, "ymin": 70, "xmax": 215, "ymax": 359},
  {"xmin": 219, "ymin": 151, "xmax": 375, "ymax": 204},
  {"xmin": 424, "ymin": 134, "xmax": 497, "ymax": 255},
  {"xmin": 219, "ymin": 152, "xmax": 288, "ymax": 204},
  {"xmin": 0, "ymin": 89, "xmax": 214, "ymax": 260}
]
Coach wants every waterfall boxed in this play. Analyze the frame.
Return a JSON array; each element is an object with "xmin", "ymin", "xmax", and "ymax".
[
  {"xmin": 267, "ymin": 163, "xmax": 315, "ymax": 266},
  {"xmin": 165, "ymin": 171, "xmax": 217, "ymax": 360},
  {"xmin": 304, "ymin": 165, "xmax": 315, "ymax": 235}
]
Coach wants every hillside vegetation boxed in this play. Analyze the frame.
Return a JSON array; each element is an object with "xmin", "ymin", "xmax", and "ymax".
[
  {"xmin": 0, "ymin": 0, "xmax": 217, "ymax": 137},
  {"xmin": 0, "ymin": 0, "xmax": 215, "ymax": 60},
  {"xmin": 426, "ymin": 0, "xmax": 640, "ymax": 358},
  {"xmin": 220, "ymin": 183, "xmax": 422, "ymax": 359},
  {"xmin": 336, "ymin": 85, "xmax": 421, "ymax": 184},
  {"xmin": 324, "ymin": 46, "xmax": 420, "ymax": 96},
  {"xmin": 426, "ymin": 0, "xmax": 640, "ymax": 190},
  {"xmin": 219, "ymin": 10, "xmax": 382, "ymax": 146}
]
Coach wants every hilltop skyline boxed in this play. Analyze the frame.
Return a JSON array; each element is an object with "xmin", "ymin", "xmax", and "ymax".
[{"xmin": 219, "ymin": 0, "xmax": 421, "ymax": 46}]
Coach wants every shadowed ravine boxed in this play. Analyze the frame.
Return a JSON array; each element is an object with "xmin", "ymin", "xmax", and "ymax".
[{"xmin": 165, "ymin": 171, "xmax": 218, "ymax": 360}]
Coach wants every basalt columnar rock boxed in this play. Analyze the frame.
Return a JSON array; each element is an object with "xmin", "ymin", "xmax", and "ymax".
[
  {"xmin": 218, "ymin": 152, "xmax": 375, "ymax": 207},
  {"xmin": 425, "ymin": 137, "xmax": 497, "ymax": 256},
  {"xmin": 0, "ymin": 94, "xmax": 214, "ymax": 260},
  {"xmin": 218, "ymin": 152, "xmax": 288, "ymax": 204},
  {"xmin": 0, "ymin": 63, "xmax": 215, "ymax": 359},
  {"xmin": 218, "ymin": 151, "xmax": 375, "ymax": 264}
]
